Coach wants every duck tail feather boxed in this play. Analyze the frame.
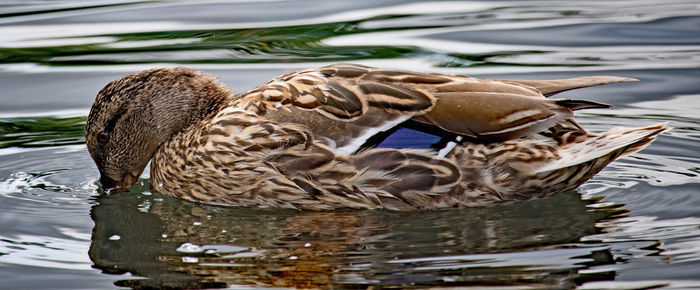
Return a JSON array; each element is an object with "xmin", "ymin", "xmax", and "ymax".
[
  {"xmin": 534, "ymin": 122, "xmax": 669, "ymax": 174},
  {"xmin": 511, "ymin": 76, "xmax": 638, "ymax": 97}
]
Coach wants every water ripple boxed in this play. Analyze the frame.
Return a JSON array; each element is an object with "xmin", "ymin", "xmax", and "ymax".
[
  {"xmin": 0, "ymin": 0, "xmax": 699, "ymax": 288},
  {"xmin": 0, "ymin": 234, "xmax": 93, "ymax": 270}
]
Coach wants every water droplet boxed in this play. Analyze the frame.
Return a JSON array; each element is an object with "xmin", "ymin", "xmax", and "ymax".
[
  {"xmin": 182, "ymin": 256, "xmax": 199, "ymax": 263},
  {"xmin": 221, "ymin": 229, "xmax": 228, "ymax": 233},
  {"xmin": 142, "ymin": 191, "xmax": 152, "ymax": 196},
  {"xmin": 288, "ymin": 255, "xmax": 298, "ymax": 260},
  {"xmin": 304, "ymin": 243, "xmax": 311, "ymax": 247},
  {"xmin": 157, "ymin": 182, "xmax": 163, "ymax": 187},
  {"xmin": 176, "ymin": 242, "xmax": 203, "ymax": 253},
  {"xmin": 161, "ymin": 234, "xmax": 168, "ymax": 238},
  {"xmin": 193, "ymin": 221, "xmax": 202, "ymax": 226},
  {"xmin": 109, "ymin": 234, "xmax": 120, "ymax": 240}
]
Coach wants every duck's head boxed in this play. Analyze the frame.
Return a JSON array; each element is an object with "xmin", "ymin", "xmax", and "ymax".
[{"xmin": 86, "ymin": 67, "xmax": 231, "ymax": 193}]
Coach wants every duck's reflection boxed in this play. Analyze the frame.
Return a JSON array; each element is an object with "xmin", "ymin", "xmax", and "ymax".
[{"xmin": 89, "ymin": 189, "xmax": 622, "ymax": 288}]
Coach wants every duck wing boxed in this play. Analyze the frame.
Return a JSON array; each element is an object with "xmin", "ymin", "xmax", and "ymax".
[{"xmin": 233, "ymin": 63, "xmax": 622, "ymax": 154}]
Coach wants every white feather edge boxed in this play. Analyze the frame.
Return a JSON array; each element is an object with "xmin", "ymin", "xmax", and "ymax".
[
  {"xmin": 334, "ymin": 115, "xmax": 413, "ymax": 156},
  {"xmin": 438, "ymin": 136, "xmax": 463, "ymax": 157}
]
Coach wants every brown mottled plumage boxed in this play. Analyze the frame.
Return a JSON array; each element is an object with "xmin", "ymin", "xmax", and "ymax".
[{"xmin": 86, "ymin": 63, "xmax": 668, "ymax": 210}]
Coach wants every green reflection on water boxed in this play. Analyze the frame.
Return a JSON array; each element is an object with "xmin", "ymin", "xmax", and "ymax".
[
  {"xmin": 0, "ymin": 116, "xmax": 86, "ymax": 149},
  {"xmin": 0, "ymin": 20, "xmax": 425, "ymax": 65}
]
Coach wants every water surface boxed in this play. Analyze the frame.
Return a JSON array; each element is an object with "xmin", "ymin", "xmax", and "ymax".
[{"xmin": 1, "ymin": 0, "xmax": 699, "ymax": 288}]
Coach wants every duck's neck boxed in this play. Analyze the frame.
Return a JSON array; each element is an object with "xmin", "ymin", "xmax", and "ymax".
[
  {"xmin": 145, "ymin": 76, "xmax": 233, "ymax": 159},
  {"xmin": 147, "ymin": 83, "xmax": 232, "ymax": 193}
]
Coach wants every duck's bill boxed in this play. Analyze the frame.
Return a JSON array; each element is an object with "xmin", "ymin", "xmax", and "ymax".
[{"xmin": 100, "ymin": 173, "xmax": 139, "ymax": 194}]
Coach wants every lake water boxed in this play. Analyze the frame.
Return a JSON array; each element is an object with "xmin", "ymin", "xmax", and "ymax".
[{"xmin": 1, "ymin": 0, "xmax": 699, "ymax": 288}]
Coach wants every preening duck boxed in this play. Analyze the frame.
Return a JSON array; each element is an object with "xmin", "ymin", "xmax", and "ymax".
[{"xmin": 86, "ymin": 63, "xmax": 668, "ymax": 210}]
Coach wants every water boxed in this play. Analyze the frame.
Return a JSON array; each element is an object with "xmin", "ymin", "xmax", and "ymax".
[{"xmin": 1, "ymin": 0, "xmax": 699, "ymax": 288}]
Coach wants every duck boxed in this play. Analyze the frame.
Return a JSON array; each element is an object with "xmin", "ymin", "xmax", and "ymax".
[{"xmin": 86, "ymin": 63, "xmax": 668, "ymax": 210}]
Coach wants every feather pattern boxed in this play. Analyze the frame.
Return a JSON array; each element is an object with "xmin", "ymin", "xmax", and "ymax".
[
  {"xmin": 86, "ymin": 64, "xmax": 669, "ymax": 210},
  {"xmin": 235, "ymin": 63, "xmax": 616, "ymax": 147}
]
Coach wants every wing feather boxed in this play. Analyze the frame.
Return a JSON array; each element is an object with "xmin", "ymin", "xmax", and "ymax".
[{"xmin": 234, "ymin": 63, "xmax": 616, "ymax": 154}]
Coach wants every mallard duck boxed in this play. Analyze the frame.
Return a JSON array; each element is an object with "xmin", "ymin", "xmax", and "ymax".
[{"xmin": 86, "ymin": 63, "xmax": 668, "ymax": 210}]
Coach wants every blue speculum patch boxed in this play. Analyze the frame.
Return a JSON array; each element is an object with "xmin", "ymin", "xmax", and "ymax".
[{"xmin": 375, "ymin": 127, "xmax": 443, "ymax": 149}]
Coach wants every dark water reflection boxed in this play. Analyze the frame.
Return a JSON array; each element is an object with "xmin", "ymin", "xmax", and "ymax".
[{"xmin": 90, "ymin": 189, "xmax": 618, "ymax": 288}]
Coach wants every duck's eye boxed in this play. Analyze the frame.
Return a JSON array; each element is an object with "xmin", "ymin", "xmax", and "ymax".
[{"xmin": 97, "ymin": 131, "xmax": 110, "ymax": 144}]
